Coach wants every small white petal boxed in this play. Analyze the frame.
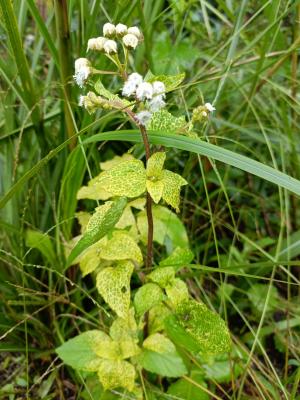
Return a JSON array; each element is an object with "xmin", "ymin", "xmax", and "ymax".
[
  {"xmin": 205, "ymin": 102, "xmax": 216, "ymax": 112},
  {"xmin": 74, "ymin": 58, "xmax": 90, "ymax": 72},
  {"xmin": 122, "ymin": 33, "xmax": 139, "ymax": 49},
  {"xmin": 73, "ymin": 66, "xmax": 91, "ymax": 87},
  {"xmin": 122, "ymin": 81, "xmax": 137, "ymax": 97},
  {"xmin": 128, "ymin": 73, "xmax": 143, "ymax": 85},
  {"xmin": 103, "ymin": 23, "xmax": 116, "ymax": 37},
  {"xmin": 116, "ymin": 23, "xmax": 127, "ymax": 36},
  {"xmin": 127, "ymin": 26, "xmax": 141, "ymax": 39},
  {"xmin": 103, "ymin": 39, "xmax": 117, "ymax": 54},
  {"xmin": 152, "ymin": 81, "xmax": 166, "ymax": 97},
  {"xmin": 87, "ymin": 37, "xmax": 107, "ymax": 51},
  {"xmin": 136, "ymin": 111, "xmax": 152, "ymax": 126},
  {"xmin": 136, "ymin": 82, "xmax": 153, "ymax": 101},
  {"xmin": 148, "ymin": 95, "xmax": 166, "ymax": 112}
]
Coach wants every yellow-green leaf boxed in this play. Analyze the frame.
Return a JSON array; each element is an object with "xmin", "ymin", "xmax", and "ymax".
[
  {"xmin": 147, "ymin": 109, "xmax": 187, "ymax": 133},
  {"xmin": 93, "ymin": 331, "xmax": 119, "ymax": 360},
  {"xmin": 110, "ymin": 309, "xmax": 138, "ymax": 342},
  {"xmin": 100, "ymin": 153, "xmax": 135, "ymax": 171},
  {"xmin": 160, "ymin": 247, "xmax": 194, "ymax": 269},
  {"xmin": 146, "ymin": 179, "xmax": 164, "ymax": 204},
  {"xmin": 76, "ymin": 212, "xmax": 91, "ymax": 233},
  {"xmin": 149, "ymin": 304, "xmax": 172, "ymax": 334},
  {"xmin": 97, "ymin": 160, "xmax": 146, "ymax": 198},
  {"xmin": 67, "ymin": 198, "xmax": 127, "ymax": 266},
  {"xmin": 146, "ymin": 72, "xmax": 185, "ymax": 92},
  {"xmin": 78, "ymin": 239, "xmax": 104, "ymax": 276},
  {"xmin": 101, "ymin": 231, "xmax": 143, "ymax": 265},
  {"xmin": 148, "ymin": 267, "xmax": 176, "ymax": 288},
  {"xmin": 97, "ymin": 359, "xmax": 136, "ymax": 392},
  {"xmin": 77, "ymin": 175, "xmax": 111, "ymax": 201},
  {"xmin": 161, "ymin": 170, "xmax": 187, "ymax": 212},
  {"xmin": 96, "ymin": 260, "xmax": 134, "ymax": 318},
  {"xmin": 134, "ymin": 283, "xmax": 164, "ymax": 316},
  {"xmin": 146, "ymin": 152, "xmax": 166, "ymax": 178},
  {"xmin": 166, "ymin": 278, "xmax": 189, "ymax": 307},
  {"xmin": 143, "ymin": 333, "xmax": 176, "ymax": 354}
]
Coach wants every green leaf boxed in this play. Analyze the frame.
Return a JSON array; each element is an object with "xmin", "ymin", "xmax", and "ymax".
[
  {"xmin": 167, "ymin": 371, "xmax": 209, "ymax": 400},
  {"xmin": 67, "ymin": 198, "xmax": 127, "ymax": 265},
  {"xmin": 96, "ymin": 260, "xmax": 134, "ymax": 318},
  {"xmin": 110, "ymin": 309, "xmax": 138, "ymax": 342},
  {"xmin": 166, "ymin": 278, "xmax": 189, "ymax": 307},
  {"xmin": 137, "ymin": 333, "xmax": 188, "ymax": 377},
  {"xmin": 203, "ymin": 359, "xmax": 243, "ymax": 384},
  {"xmin": 100, "ymin": 153, "xmax": 135, "ymax": 171},
  {"xmin": 147, "ymin": 109, "xmax": 187, "ymax": 133},
  {"xmin": 101, "ymin": 231, "xmax": 143, "ymax": 265},
  {"xmin": 147, "ymin": 152, "xmax": 166, "ymax": 177},
  {"xmin": 160, "ymin": 247, "xmax": 194, "ymax": 269},
  {"xmin": 76, "ymin": 212, "xmax": 91, "ymax": 234},
  {"xmin": 134, "ymin": 283, "xmax": 164, "ymax": 316},
  {"xmin": 146, "ymin": 180, "xmax": 164, "ymax": 204},
  {"xmin": 26, "ymin": 230, "xmax": 55, "ymax": 266},
  {"xmin": 97, "ymin": 160, "xmax": 146, "ymax": 198},
  {"xmin": 161, "ymin": 170, "xmax": 187, "ymax": 212},
  {"xmin": 78, "ymin": 239, "xmax": 105, "ymax": 277},
  {"xmin": 56, "ymin": 330, "xmax": 105, "ymax": 371},
  {"xmin": 97, "ymin": 359, "xmax": 136, "ymax": 392},
  {"xmin": 149, "ymin": 304, "xmax": 172, "ymax": 334},
  {"xmin": 94, "ymin": 79, "xmax": 131, "ymax": 108},
  {"xmin": 145, "ymin": 71, "xmax": 185, "ymax": 92},
  {"xmin": 137, "ymin": 205, "xmax": 189, "ymax": 248},
  {"xmin": 148, "ymin": 267, "xmax": 176, "ymax": 288},
  {"xmin": 247, "ymin": 284, "xmax": 279, "ymax": 314},
  {"xmin": 173, "ymin": 300, "xmax": 231, "ymax": 356}
]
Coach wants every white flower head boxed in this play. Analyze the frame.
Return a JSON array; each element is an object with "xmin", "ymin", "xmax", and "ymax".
[
  {"xmin": 148, "ymin": 95, "xmax": 166, "ymax": 112},
  {"xmin": 116, "ymin": 23, "xmax": 128, "ymax": 36},
  {"xmin": 136, "ymin": 111, "xmax": 152, "ymax": 126},
  {"xmin": 122, "ymin": 33, "xmax": 139, "ymax": 49},
  {"xmin": 136, "ymin": 82, "xmax": 153, "ymax": 101},
  {"xmin": 103, "ymin": 39, "xmax": 117, "ymax": 54},
  {"xmin": 79, "ymin": 95, "xmax": 85, "ymax": 107},
  {"xmin": 152, "ymin": 81, "xmax": 166, "ymax": 97},
  {"xmin": 73, "ymin": 66, "xmax": 91, "ymax": 88},
  {"xmin": 201, "ymin": 111, "xmax": 208, "ymax": 118},
  {"xmin": 128, "ymin": 26, "xmax": 142, "ymax": 39},
  {"xmin": 103, "ymin": 23, "xmax": 116, "ymax": 38},
  {"xmin": 122, "ymin": 80, "xmax": 137, "ymax": 97},
  {"xmin": 74, "ymin": 58, "xmax": 90, "ymax": 72},
  {"xmin": 87, "ymin": 37, "xmax": 107, "ymax": 51},
  {"xmin": 128, "ymin": 72, "xmax": 143, "ymax": 85},
  {"xmin": 205, "ymin": 102, "xmax": 216, "ymax": 112}
]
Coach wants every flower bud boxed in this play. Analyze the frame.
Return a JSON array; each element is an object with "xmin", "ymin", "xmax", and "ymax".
[
  {"xmin": 136, "ymin": 82, "xmax": 153, "ymax": 101},
  {"xmin": 122, "ymin": 33, "xmax": 139, "ymax": 49},
  {"xmin": 204, "ymin": 102, "xmax": 216, "ymax": 112},
  {"xmin": 87, "ymin": 37, "xmax": 107, "ymax": 51},
  {"xmin": 74, "ymin": 58, "xmax": 90, "ymax": 72},
  {"xmin": 136, "ymin": 111, "xmax": 152, "ymax": 126},
  {"xmin": 128, "ymin": 26, "xmax": 142, "ymax": 39},
  {"xmin": 128, "ymin": 72, "xmax": 143, "ymax": 86},
  {"xmin": 103, "ymin": 23, "xmax": 116, "ymax": 38},
  {"xmin": 103, "ymin": 39, "xmax": 118, "ymax": 54},
  {"xmin": 116, "ymin": 23, "xmax": 127, "ymax": 37},
  {"xmin": 148, "ymin": 95, "xmax": 165, "ymax": 112},
  {"xmin": 152, "ymin": 81, "xmax": 166, "ymax": 97}
]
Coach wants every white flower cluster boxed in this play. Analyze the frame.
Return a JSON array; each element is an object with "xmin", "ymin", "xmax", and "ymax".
[
  {"xmin": 73, "ymin": 58, "xmax": 92, "ymax": 88},
  {"xmin": 122, "ymin": 73, "xmax": 166, "ymax": 125},
  {"xmin": 87, "ymin": 23, "xmax": 141, "ymax": 55}
]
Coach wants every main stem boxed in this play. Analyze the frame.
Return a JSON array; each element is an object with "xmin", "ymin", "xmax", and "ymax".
[{"xmin": 139, "ymin": 124, "xmax": 153, "ymax": 269}]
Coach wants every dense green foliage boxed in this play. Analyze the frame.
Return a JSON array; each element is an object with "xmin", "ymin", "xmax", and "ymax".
[{"xmin": 1, "ymin": 1, "xmax": 300, "ymax": 399}]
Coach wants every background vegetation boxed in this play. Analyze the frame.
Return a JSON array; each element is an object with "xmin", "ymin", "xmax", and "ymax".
[{"xmin": 1, "ymin": 0, "xmax": 300, "ymax": 398}]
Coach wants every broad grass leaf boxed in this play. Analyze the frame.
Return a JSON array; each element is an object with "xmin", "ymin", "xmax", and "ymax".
[
  {"xmin": 56, "ymin": 330, "xmax": 106, "ymax": 371},
  {"xmin": 97, "ymin": 160, "xmax": 146, "ymax": 198},
  {"xmin": 137, "ymin": 333, "xmax": 187, "ymax": 377},
  {"xmin": 97, "ymin": 359, "xmax": 136, "ymax": 392},
  {"xmin": 67, "ymin": 197, "xmax": 127, "ymax": 266},
  {"xmin": 172, "ymin": 300, "xmax": 231, "ymax": 356},
  {"xmin": 100, "ymin": 231, "xmax": 143, "ymax": 265},
  {"xmin": 247, "ymin": 284, "xmax": 279, "ymax": 314},
  {"xmin": 26, "ymin": 230, "xmax": 56, "ymax": 266},
  {"xmin": 96, "ymin": 260, "xmax": 134, "ymax": 318},
  {"xmin": 134, "ymin": 283, "xmax": 164, "ymax": 316}
]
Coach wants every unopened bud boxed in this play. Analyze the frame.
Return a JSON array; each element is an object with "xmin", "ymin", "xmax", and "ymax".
[
  {"xmin": 116, "ymin": 23, "xmax": 128, "ymax": 37},
  {"xmin": 122, "ymin": 33, "xmax": 139, "ymax": 49},
  {"xmin": 103, "ymin": 23, "xmax": 116, "ymax": 38}
]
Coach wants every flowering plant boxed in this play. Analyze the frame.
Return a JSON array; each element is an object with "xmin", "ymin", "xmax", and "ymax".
[{"xmin": 57, "ymin": 22, "xmax": 229, "ymax": 398}]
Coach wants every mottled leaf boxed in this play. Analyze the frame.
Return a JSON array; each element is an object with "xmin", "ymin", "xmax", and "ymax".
[
  {"xmin": 97, "ymin": 160, "xmax": 146, "ymax": 198},
  {"xmin": 145, "ymin": 72, "xmax": 185, "ymax": 92},
  {"xmin": 172, "ymin": 299, "xmax": 231, "ymax": 355},
  {"xmin": 147, "ymin": 109, "xmax": 187, "ymax": 133},
  {"xmin": 97, "ymin": 359, "xmax": 136, "ymax": 392},
  {"xmin": 100, "ymin": 153, "xmax": 135, "ymax": 171},
  {"xmin": 166, "ymin": 278, "xmax": 189, "ymax": 307},
  {"xmin": 146, "ymin": 152, "xmax": 166, "ymax": 178},
  {"xmin": 96, "ymin": 260, "xmax": 134, "ymax": 318},
  {"xmin": 78, "ymin": 239, "xmax": 105, "ymax": 276},
  {"xmin": 76, "ymin": 212, "xmax": 91, "ymax": 233},
  {"xmin": 161, "ymin": 170, "xmax": 187, "ymax": 212},
  {"xmin": 77, "ymin": 175, "xmax": 111, "ymax": 201},
  {"xmin": 110, "ymin": 309, "xmax": 138, "ymax": 342},
  {"xmin": 134, "ymin": 283, "xmax": 164, "ymax": 316},
  {"xmin": 146, "ymin": 180, "xmax": 164, "ymax": 204},
  {"xmin": 56, "ymin": 330, "xmax": 104, "ymax": 371},
  {"xmin": 100, "ymin": 231, "xmax": 143, "ymax": 264},
  {"xmin": 148, "ymin": 267, "xmax": 175, "ymax": 288},
  {"xmin": 67, "ymin": 198, "xmax": 127, "ymax": 265},
  {"xmin": 149, "ymin": 304, "xmax": 172, "ymax": 334}
]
